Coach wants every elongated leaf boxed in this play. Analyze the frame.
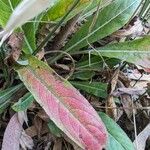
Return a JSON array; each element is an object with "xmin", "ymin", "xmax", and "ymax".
[
  {"xmin": 2, "ymin": 113, "xmax": 33, "ymax": 150},
  {"xmin": 89, "ymin": 36, "xmax": 150, "ymax": 68},
  {"xmin": 76, "ymin": 55, "xmax": 105, "ymax": 71},
  {"xmin": 75, "ymin": 55, "xmax": 120, "ymax": 71},
  {"xmin": 64, "ymin": 0, "xmax": 141, "ymax": 52},
  {"xmin": 16, "ymin": 56, "xmax": 108, "ymax": 149},
  {"xmin": 107, "ymin": 134, "xmax": 125, "ymax": 150},
  {"xmin": 71, "ymin": 81, "xmax": 107, "ymax": 98},
  {"xmin": 133, "ymin": 123, "xmax": 150, "ymax": 150},
  {"xmin": 42, "ymin": 0, "xmax": 94, "ymax": 21},
  {"xmin": 2, "ymin": 114, "xmax": 23, "ymax": 150},
  {"xmin": 22, "ymin": 22, "xmax": 37, "ymax": 54},
  {"xmin": 101, "ymin": 36, "xmax": 150, "ymax": 51},
  {"xmin": 48, "ymin": 120, "xmax": 63, "ymax": 137},
  {"xmin": 0, "ymin": 0, "xmax": 38, "ymax": 54},
  {"xmin": 0, "ymin": 84, "xmax": 23, "ymax": 114},
  {"xmin": 12, "ymin": 92, "xmax": 34, "ymax": 112},
  {"xmin": 0, "ymin": 0, "xmax": 20, "ymax": 27},
  {"xmin": 71, "ymin": 70, "xmax": 95, "ymax": 80},
  {"xmin": 99, "ymin": 112, "xmax": 135, "ymax": 150},
  {"xmin": 0, "ymin": 101, "xmax": 10, "ymax": 115},
  {"xmin": 0, "ymin": 84, "xmax": 23, "ymax": 105}
]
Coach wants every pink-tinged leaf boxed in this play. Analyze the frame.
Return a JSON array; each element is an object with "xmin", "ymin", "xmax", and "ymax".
[
  {"xmin": 2, "ymin": 114, "xmax": 23, "ymax": 150},
  {"xmin": 16, "ymin": 56, "xmax": 108, "ymax": 150},
  {"xmin": 2, "ymin": 113, "xmax": 33, "ymax": 150}
]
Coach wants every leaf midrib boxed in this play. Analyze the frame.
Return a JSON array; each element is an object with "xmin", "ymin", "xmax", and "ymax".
[{"xmin": 26, "ymin": 66, "xmax": 104, "ymax": 146}]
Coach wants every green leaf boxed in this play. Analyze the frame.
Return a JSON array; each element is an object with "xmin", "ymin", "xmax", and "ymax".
[
  {"xmin": 101, "ymin": 36, "xmax": 150, "ymax": 51},
  {"xmin": 0, "ymin": 84, "xmax": 23, "ymax": 114},
  {"xmin": 64, "ymin": 0, "xmax": 142, "ymax": 52},
  {"xmin": 48, "ymin": 120, "xmax": 63, "ymax": 137},
  {"xmin": 22, "ymin": 22, "xmax": 37, "ymax": 54},
  {"xmin": 0, "ymin": 101, "xmax": 10, "ymax": 114},
  {"xmin": 99, "ymin": 112, "xmax": 135, "ymax": 150},
  {"xmin": 0, "ymin": 0, "xmax": 20, "ymax": 27},
  {"xmin": 75, "ymin": 55, "xmax": 120, "ymax": 71},
  {"xmin": 0, "ymin": 84, "xmax": 23, "ymax": 105},
  {"xmin": 89, "ymin": 36, "xmax": 150, "ymax": 68},
  {"xmin": 42, "ymin": 0, "xmax": 93, "ymax": 21},
  {"xmin": 107, "ymin": 134, "xmax": 125, "ymax": 150},
  {"xmin": 139, "ymin": 0, "xmax": 150, "ymax": 18},
  {"xmin": 76, "ymin": 55, "xmax": 105, "ymax": 71},
  {"xmin": 71, "ymin": 81, "xmax": 107, "ymax": 98},
  {"xmin": 71, "ymin": 70, "xmax": 95, "ymax": 80},
  {"xmin": 12, "ymin": 92, "xmax": 34, "ymax": 112}
]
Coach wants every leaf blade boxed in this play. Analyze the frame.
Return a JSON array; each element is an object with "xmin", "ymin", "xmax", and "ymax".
[
  {"xmin": 71, "ymin": 81, "xmax": 107, "ymax": 98},
  {"xmin": 16, "ymin": 56, "xmax": 108, "ymax": 149},
  {"xmin": 2, "ymin": 114, "xmax": 22, "ymax": 150},
  {"xmin": 90, "ymin": 36, "xmax": 150, "ymax": 68},
  {"xmin": 0, "ymin": 84, "xmax": 23, "ymax": 114},
  {"xmin": 99, "ymin": 112, "xmax": 135, "ymax": 150},
  {"xmin": 64, "ymin": 0, "xmax": 142, "ymax": 52},
  {"xmin": 12, "ymin": 92, "xmax": 34, "ymax": 112}
]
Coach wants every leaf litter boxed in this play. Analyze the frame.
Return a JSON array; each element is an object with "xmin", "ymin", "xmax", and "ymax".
[{"xmin": 0, "ymin": 0, "xmax": 150, "ymax": 150}]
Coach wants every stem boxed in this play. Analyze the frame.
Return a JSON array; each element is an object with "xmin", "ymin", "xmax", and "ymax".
[{"xmin": 33, "ymin": 0, "xmax": 80, "ymax": 55}]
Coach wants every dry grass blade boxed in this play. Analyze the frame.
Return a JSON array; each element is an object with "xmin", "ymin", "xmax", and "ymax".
[{"xmin": 134, "ymin": 121, "xmax": 150, "ymax": 150}]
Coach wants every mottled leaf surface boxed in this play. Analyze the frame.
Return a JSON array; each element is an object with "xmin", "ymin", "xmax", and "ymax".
[{"xmin": 16, "ymin": 56, "xmax": 108, "ymax": 150}]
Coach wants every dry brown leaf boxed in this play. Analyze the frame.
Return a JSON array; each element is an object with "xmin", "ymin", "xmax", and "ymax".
[
  {"xmin": 25, "ymin": 126, "xmax": 38, "ymax": 138},
  {"xmin": 120, "ymin": 94, "xmax": 133, "ymax": 119},
  {"xmin": 25, "ymin": 123, "xmax": 49, "ymax": 138},
  {"xmin": 53, "ymin": 138, "xmax": 63, "ymax": 150},
  {"xmin": 6, "ymin": 33, "xmax": 23, "ymax": 65},
  {"xmin": 109, "ymin": 68, "xmax": 120, "ymax": 94},
  {"xmin": 34, "ymin": 116, "xmax": 43, "ymax": 138},
  {"xmin": 117, "ymin": 81, "xmax": 133, "ymax": 119},
  {"xmin": 37, "ymin": 110, "xmax": 49, "ymax": 122},
  {"xmin": 106, "ymin": 68, "xmax": 120, "ymax": 120},
  {"xmin": 112, "ymin": 16, "xmax": 144, "ymax": 39},
  {"xmin": 63, "ymin": 134, "xmax": 83, "ymax": 150},
  {"xmin": 36, "ymin": 49, "xmax": 45, "ymax": 60},
  {"xmin": 106, "ymin": 95, "xmax": 118, "ymax": 120}
]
